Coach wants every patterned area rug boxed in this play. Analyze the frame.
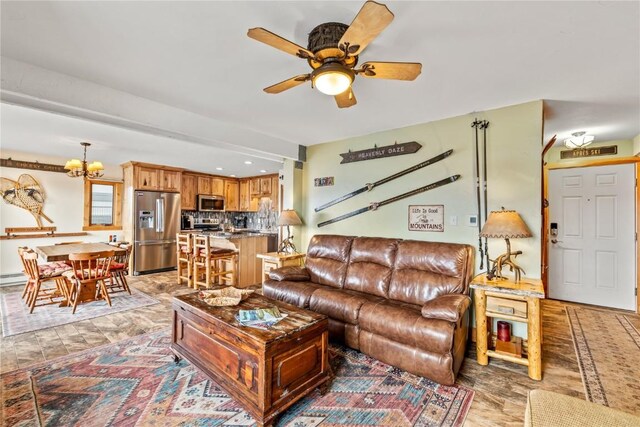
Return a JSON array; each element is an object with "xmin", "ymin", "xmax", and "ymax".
[
  {"xmin": 0, "ymin": 289, "xmax": 159, "ymax": 337},
  {"xmin": 566, "ymin": 306, "xmax": 640, "ymax": 414},
  {"xmin": 1, "ymin": 329, "xmax": 474, "ymax": 426}
]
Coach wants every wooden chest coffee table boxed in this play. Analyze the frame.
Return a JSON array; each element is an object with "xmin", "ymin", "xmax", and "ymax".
[{"xmin": 171, "ymin": 292, "xmax": 330, "ymax": 427}]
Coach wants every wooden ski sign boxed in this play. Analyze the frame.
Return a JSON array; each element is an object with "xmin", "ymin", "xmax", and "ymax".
[
  {"xmin": 318, "ymin": 175, "xmax": 461, "ymax": 228},
  {"xmin": 315, "ymin": 149, "xmax": 453, "ymax": 212}
]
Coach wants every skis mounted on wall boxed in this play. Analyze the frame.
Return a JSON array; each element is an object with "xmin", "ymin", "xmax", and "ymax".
[
  {"xmin": 314, "ymin": 149, "xmax": 453, "ymax": 212},
  {"xmin": 318, "ymin": 175, "xmax": 460, "ymax": 228}
]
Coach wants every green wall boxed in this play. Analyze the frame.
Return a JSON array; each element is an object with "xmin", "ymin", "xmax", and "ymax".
[{"xmin": 299, "ymin": 100, "xmax": 544, "ymax": 279}]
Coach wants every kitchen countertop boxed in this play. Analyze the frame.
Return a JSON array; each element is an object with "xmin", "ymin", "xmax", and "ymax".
[{"xmin": 180, "ymin": 229, "xmax": 278, "ymax": 239}]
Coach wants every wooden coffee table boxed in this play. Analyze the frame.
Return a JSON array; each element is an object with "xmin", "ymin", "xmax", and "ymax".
[{"xmin": 171, "ymin": 291, "xmax": 330, "ymax": 427}]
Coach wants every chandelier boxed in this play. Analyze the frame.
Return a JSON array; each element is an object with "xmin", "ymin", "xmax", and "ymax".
[
  {"xmin": 64, "ymin": 142, "xmax": 104, "ymax": 178},
  {"xmin": 564, "ymin": 131, "xmax": 595, "ymax": 149}
]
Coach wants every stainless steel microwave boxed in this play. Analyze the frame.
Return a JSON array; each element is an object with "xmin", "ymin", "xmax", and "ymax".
[{"xmin": 197, "ymin": 195, "xmax": 225, "ymax": 212}]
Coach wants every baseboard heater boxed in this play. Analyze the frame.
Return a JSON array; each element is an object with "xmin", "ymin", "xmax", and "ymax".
[{"xmin": 0, "ymin": 273, "xmax": 25, "ymax": 287}]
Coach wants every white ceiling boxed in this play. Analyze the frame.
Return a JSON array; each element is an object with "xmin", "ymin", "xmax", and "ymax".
[
  {"xmin": 1, "ymin": 1, "xmax": 638, "ymax": 171},
  {"xmin": 0, "ymin": 103, "xmax": 284, "ymax": 177}
]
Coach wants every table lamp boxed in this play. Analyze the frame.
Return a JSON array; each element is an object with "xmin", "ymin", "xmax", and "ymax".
[
  {"xmin": 480, "ymin": 208, "xmax": 532, "ymax": 282},
  {"xmin": 277, "ymin": 209, "xmax": 303, "ymax": 254}
]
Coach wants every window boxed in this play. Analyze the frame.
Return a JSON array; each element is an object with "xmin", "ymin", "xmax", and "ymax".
[{"xmin": 83, "ymin": 179, "xmax": 123, "ymax": 231}]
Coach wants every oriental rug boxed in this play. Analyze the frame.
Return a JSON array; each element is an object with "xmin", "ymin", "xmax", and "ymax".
[
  {"xmin": 0, "ymin": 289, "xmax": 159, "ymax": 337},
  {"xmin": 566, "ymin": 306, "xmax": 640, "ymax": 415},
  {"xmin": 1, "ymin": 329, "xmax": 474, "ymax": 426}
]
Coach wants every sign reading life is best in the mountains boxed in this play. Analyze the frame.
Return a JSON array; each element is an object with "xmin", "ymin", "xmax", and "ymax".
[{"xmin": 340, "ymin": 141, "xmax": 422, "ymax": 164}]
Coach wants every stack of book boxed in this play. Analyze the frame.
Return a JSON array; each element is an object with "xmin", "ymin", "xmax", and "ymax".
[{"xmin": 236, "ymin": 306, "xmax": 287, "ymax": 330}]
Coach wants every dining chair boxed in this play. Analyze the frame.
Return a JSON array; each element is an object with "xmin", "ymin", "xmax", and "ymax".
[
  {"xmin": 18, "ymin": 247, "xmax": 71, "ymax": 313},
  {"xmin": 64, "ymin": 250, "xmax": 115, "ymax": 314},
  {"xmin": 176, "ymin": 233, "xmax": 193, "ymax": 287},
  {"xmin": 192, "ymin": 236, "xmax": 238, "ymax": 289},
  {"xmin": 105, "ymin": 244, "xmax": 132, "ymax": 295}
]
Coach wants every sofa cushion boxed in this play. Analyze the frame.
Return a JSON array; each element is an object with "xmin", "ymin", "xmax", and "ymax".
[
  {"xmin": 309, "ymin": 287, "xmax": 384, "ymax": 324},
  {"xmin": 421, "ymin": 294, "xmax": 471, "ymax": 323},
  {"xmin": 305, "ymin": 234, "xmax": 355, "ymax": 288},
  {"xmin": 343, "ymin": 237, "xmax": 399, "ymax": 298},
  {"xmin": 268, "ymin": 266, "xmax": 310, "ymax": 282},
  {"xmin": 358, "ymin": 300, "xmax": 454, "ymax": 354},
  {"xmin": 388, "ymin": 240, "xmax": 473, "ymax": 306},
  {"xmin": 262, "ymin": 279, "xmax": 325, "ymax": 308}
]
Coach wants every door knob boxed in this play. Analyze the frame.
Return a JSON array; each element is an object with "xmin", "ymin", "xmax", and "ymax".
[{"xmin": 551, "ymin": 239, "xmax": 563, "ymax": 244}]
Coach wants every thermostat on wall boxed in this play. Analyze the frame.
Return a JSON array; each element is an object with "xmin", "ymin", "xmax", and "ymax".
[{"xmin": 467, "ymin": 215, "xmax": 478, "ymax": 227}]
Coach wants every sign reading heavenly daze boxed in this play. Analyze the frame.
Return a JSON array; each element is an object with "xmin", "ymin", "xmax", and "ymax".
[
  {"xmin": 340, "ymin": 141, "xmax": 422, "ymax": 164},
  {"xmin": 560, "ymin": 145, "xmax": 617, "ymax": 159},
  {"xmin": 1, "ymin": 158, "xmax": 67, "ymax": 173},
  {"xmin": 408, "ymin": 205, "xmax": 444, "ymax": 232}
]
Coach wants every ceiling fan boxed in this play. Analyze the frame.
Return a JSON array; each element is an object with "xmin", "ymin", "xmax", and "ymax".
[{"xmin": 247, "ymin": 0, "xmax": 422, "ymax": 108}]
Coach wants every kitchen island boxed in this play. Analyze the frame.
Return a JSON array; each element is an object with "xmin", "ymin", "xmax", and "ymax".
[{"xmin": 183, "ymin": 230, "xmax": 277, "ymax": 288}]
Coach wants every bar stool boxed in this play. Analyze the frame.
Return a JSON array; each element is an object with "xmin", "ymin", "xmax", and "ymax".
[
  {"xmin": 192, "ymin": 236, "xmax": 238, "ymax": 289},
  {"xmin": 176, "ymin": 233, "xmax": 193, "ymax": 287},
  {"xmin": 64, "ymin": 251, "xmax": 115, "ymax": 314},
  {"xmin": 18, "ymin": 247, "xmax": 71, "ymax": 313},
  {"xmin": 105, "ymin": 244, "xmax": 132, "ymax": 295}
]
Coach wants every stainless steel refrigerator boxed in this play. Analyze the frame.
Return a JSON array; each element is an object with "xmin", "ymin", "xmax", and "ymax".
[{"xmin": 133, "ymin": 191, "xmax": 180, "ymax": 274}]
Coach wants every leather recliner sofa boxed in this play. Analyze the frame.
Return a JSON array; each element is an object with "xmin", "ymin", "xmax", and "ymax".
[{"xmin": 263, "ymin": 234, "xmax": 474, "ymax": 386}]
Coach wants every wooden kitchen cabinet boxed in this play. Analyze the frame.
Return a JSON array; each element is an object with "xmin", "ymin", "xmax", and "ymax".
[
  {"xmin": 181, "ymin": 174, "xmax": 197, "ymax": 210},
  {"xmin": 160, "ymin": 170, "xmax": 181, "ymax": 192},
  {"xmin": 270, "ymin": 176, "xmax": 279, "ymax": 210},
  {"xmin": 211, "ymin": 178, "xmax": 224, "ymax": 196},
  {"xmin": 136, "ymin": 166, "xmax": 159, "ymax": 190},
  {"xmin": 249, "ymin": 178, "xmax": 261, "ymax": 196},
  {"xmin": 230, "ymin": 236, "xmax": 268, "ymax": 287},
  {"xmin": 197, "ymin": 176, "xmax": 212, "ymax": 195},
  {"xmin": 225, "ymin": 180, "xmax": 240, "ymax": 211},
  {"xmin": 239, "ymin": 179, "xmax": 250, "ymax": 211},
  {"xmin": 260, "ymin": 177, "xmax": 272, "ymax": 195}
]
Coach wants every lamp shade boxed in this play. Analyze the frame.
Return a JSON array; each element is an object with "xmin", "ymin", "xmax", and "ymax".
[
  {"xmin": 480, "ymin": 210, "xmax": 532, "ymax": 238},
  {"xmin": 278, "ymin": 209, "xmax": 303, "ymax": 226}
]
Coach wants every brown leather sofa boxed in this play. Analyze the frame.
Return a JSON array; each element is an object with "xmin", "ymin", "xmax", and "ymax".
[{"xmin": 264, "ymin": 234, "xmax": 474, "ymax": 385}]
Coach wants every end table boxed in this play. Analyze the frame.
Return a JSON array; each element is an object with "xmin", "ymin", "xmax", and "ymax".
[
  {"xmin": 256, "ymin": 252, "xmax": 305, "ymax": 283},
  {"xmin": 470, "ymin": 274, "xmax": 545, "ymax": 380}
]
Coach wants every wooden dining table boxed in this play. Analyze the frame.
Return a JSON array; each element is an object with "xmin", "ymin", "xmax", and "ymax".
[{"xmin": 35, "ymin": 242, "xmax": 126, "ymax": 262}]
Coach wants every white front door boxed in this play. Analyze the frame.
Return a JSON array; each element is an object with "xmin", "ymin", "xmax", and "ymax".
[{"xmin": 548, "ymin": 164, "xmax": 636, "ymax": 310}]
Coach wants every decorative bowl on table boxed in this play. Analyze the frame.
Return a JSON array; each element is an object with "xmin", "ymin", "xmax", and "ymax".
[{"xmin": 199, "ymin": 287, "xmax": 254, "ymax": 307}]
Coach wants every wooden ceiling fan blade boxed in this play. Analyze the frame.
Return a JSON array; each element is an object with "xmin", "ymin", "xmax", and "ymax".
[
  {"xmin": 263, "ymin": 74, "xmax": 310, "ymax": 94},
  {"xmin": 247, "ymin": 27, "xmax": 315, "ymax": 60},
  {"xmin": 338, "ymin": 1, "xmax": 394, "ymax": 56},
  {"xmin": 358, "ymin": 61, "xmax": 422, "ymax": 80},
  {"xmin": 335, "ymin": 87, "xmax": 357, "ymax": 108}
]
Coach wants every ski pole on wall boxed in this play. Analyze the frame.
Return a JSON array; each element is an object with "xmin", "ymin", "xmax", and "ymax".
[
  {"xmin": 471, "ymin": 119, "xmax": 484, "ymax": 269},
  {"xmin": 481, "ymin": 120, "xmax": 490, "ymax": 274}
]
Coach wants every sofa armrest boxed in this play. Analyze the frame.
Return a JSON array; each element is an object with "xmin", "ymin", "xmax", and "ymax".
[
  {"xmin": 268, "ymin": 266, "xmax": 311, "ymax": 282},
  {"xmin": 421, "ymin": 294, "xmax": 471, "ymax": 323}
]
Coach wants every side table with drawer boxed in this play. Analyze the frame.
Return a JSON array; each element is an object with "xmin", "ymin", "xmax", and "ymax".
[
  {"xmin": 470, "ymin": 274, "xmax": 545, "ymax": 380},
  {"xmin": 256, "ymin": 252, "xmax": 306, "ymax": 283}
]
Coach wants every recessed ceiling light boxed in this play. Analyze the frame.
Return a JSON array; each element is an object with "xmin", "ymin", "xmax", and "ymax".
[
  {"xmin": 260, "ymin": 169, "xmax": 267, "ymax": 173},
  {"xmin": 230, "ymin": 174, "xmax": 236, "ymax": 177},
  {"xmin": 216, "ymin": 167, "xmax": 223, "ymax": 171},
  {"xmin": 244, "ymin": 161, "xmax": 253, "ymax": 165}
]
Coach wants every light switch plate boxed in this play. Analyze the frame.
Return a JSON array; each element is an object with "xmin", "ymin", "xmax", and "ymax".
[
  {"xmin": 467, "ymin": 215, "xmax": 478, "ymax": 227},
  {"xmin": 449, "ymin": 215, "xmax": 458, "ymax": 226}
]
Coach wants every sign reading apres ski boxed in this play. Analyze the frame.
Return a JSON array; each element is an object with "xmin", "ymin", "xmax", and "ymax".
[{"xmin": 408, "ymin": 205, "xmax": 444, "ymax": 232}]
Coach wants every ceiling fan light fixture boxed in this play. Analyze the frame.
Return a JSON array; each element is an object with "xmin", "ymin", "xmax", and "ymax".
[
  {"xmin": 312, "ymin": 63, "xmax": 354, "ymax": 96},
  {"xmin": 564, "ymin": 131, "xmax": 595, "ymax": 149}
]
